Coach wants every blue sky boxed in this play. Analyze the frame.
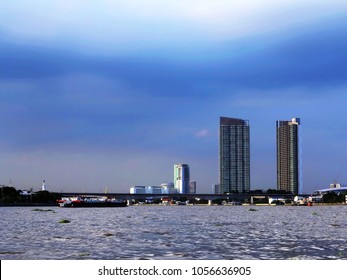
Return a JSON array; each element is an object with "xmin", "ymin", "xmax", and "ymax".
[{"xmin": 1, "ymin": 1, "xmax": 347, "ymax": 193}]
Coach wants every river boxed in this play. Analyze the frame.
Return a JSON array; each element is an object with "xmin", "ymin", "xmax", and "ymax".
[{"xmin": 0, "ymin": 205, "xmax": 346, "ymax": 260}]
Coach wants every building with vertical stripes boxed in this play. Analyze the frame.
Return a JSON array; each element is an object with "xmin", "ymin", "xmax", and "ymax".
[
  {"xmin": 174, "ymin": 164, "xmax": 190, "ymax": 194},
  {"xmin": 276, "ymin": 118, "xmax": 302, "ymax": 195},
  {"xmin": 219, "ymin": 117, "xmax": 250, "ymax": 194}
]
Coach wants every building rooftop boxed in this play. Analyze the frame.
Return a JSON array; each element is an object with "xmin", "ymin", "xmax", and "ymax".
[{"xmin": 220, "ymin": 117, "xmax": 249, "ymax": 126}]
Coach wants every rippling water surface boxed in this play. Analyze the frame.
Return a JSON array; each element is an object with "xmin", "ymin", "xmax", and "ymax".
[{"xmin": 1, "ymin": 205, "xmax": 346, "ymax": 260}]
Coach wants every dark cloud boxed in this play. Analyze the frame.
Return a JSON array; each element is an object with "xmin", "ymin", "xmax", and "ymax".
[
  {"xmin": 88, "ymin": 20, "xmax": 347, "ymax": 93},
  {"xmin": 2, "ymin": 19, "xmax": 347, "ymax": 147},
  {"xmin": 2, "ymin": 17, "xmax": 347, "ymax": 93}
]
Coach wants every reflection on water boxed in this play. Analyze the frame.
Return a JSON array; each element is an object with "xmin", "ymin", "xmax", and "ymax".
[{"xmin": 0, "ymin": 206, "xmax": 346, "ymax": 259}]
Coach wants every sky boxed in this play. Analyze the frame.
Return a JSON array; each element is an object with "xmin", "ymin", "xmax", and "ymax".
[{"xmin": 1, "ymin": 0, "xmax": 347, "ymax": 194}]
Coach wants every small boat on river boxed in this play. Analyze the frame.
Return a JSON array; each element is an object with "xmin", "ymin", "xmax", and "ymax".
[{"xmin": 57, "ymin": 196, "xmax": 127, "ymax": 208}]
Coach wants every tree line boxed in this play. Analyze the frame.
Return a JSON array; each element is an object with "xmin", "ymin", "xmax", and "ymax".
[{"xmin": 0, "ymin": 186, "xmax": 61, "ymax": 204}]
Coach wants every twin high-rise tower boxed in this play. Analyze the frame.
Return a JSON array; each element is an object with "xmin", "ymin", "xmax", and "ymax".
[
  {"xmin": 219, "ymin": 116, "xmax": 301, "ymax": 195},
  {"xmin": 276, "ymin": 118, "xmax": 302, "ymax": 195},
  {"xmin": 219, "ymin": 117, "xmax": 250, "ymax": 194}
]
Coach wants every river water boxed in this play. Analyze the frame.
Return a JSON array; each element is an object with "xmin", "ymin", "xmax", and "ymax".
[{"xmin": 0, "ymin": 205, "xmax": 346, "ymax": 260}]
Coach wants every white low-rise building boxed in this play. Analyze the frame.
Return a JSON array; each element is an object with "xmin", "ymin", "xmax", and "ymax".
[
  {"xmin": 130, "ymin": 183, "xmax": 178, "ymax": 194},
  {"xmin": 130, "ymin": 186, "xmax": 147, "ymax": 194},
  {"xmin": 160, "ymin": 182, "xmax": 177, "ymax": 194},
  {"xmin": 147, "ymin": 186, "xmax": 162, "ymax": 194}
]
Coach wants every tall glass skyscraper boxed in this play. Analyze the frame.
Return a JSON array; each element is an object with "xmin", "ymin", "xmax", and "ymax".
[
  {"xmin": 219, "ymin": 117, "xmax": 250, "ymax": 194},
  {"xmin": 276, "ymin": 118, "xmax": 302, "ymax": 195},
  {"xmin": 174, "ymin": 164, "xmax": 190, "ymax": 194}
]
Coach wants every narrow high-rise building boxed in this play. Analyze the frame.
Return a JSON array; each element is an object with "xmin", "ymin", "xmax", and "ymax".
[
  {"xmin": 174, "ymin": 164, "xmax": 190, "ymax": 194},
  {"xmin": 219, "ymin": 117, "xmax": 250, "ymax": 193},
  {"xmin": 276, "ymin": 118, "xmax": 302, "ymax": 195}
]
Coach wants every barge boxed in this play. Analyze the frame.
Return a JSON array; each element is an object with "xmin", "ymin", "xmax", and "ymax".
[{"xmin": 57, "ymin": 196, "xmax": 127, "ymax": 207}]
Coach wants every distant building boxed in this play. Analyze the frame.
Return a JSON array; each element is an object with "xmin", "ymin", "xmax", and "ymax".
[
  {"xmin": 130, "ymin": 186, "xmax": 161, "ymax": 194},
  {"xmin": 219, "ymin": 117, "xmax": 250, "ymax": 193},
  {"xmin": 130, "ymin": 186, "xmax": 147, "ymax": 194},
  {"xmin": 174, "ymin": 164, "xmax": 190, "ymax": 194},
  {"xmin": 160, "ymin": 182, "xmax": 176, "ymax": 194},
  {"xmin": 147, "ymin": 186, "xmax": 162, "ymax": 194},
  {"xmin": 189, "ymin": 181, "xmax": 196, "ymax": 194},
  {"xmin": 19, "ymin": 190, "xmax": 32, "ymax": 196},
  {"xmin": 130, "ymin": 184, "xmax": 178, "ymax": 195},
  {"xmin": 276, "ymin": 118, "xmax": 302, "ymax": 195},
  {"xmin": 330, "ymin": 183, "xmax": 344, "ymax": 189},
  {"xmin": 212, "ymin": 184, "xmax": 221, "ymax": 194}
]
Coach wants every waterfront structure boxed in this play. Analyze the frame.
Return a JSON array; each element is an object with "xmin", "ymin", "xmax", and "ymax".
[
  {"xmin": 313, "ymin": 186, "xmax": 347, "ymax": 195},
  {"xmin": 219, "ymin": 117, "xmax": 250, "ymax": 193},
  {"xmin": 174, "ymin": 164, "xmax": 190, "ymax": 194},
  {"xmin": 276, "ymin": 118, "xmax": 302, "ymax": 195},
  {"xmin": 310, "ymin": 185, "xmax": 347, "ymax": 203}
]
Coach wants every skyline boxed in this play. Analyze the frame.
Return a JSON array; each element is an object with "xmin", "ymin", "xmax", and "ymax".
[{"xmin": 1, "ymin": 1, "xmax": 347, "ymax": 194}]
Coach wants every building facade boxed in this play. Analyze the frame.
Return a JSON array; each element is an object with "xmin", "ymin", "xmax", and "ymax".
[
  {"xmin": 130, "ymin": 185, "xmax": 168, "ymax": 194},
  {"xmin": 212, "ymin": 184, "xmax": 221, "ymax": 194},
  {"xmin": 219, "ymin": 117, "xmax": 250, "ymax": 193},
  {"xmin": 276, "ymin": 118, "xmax": 302, "ymax": 195},
  {"xmin": 189, "ymin": 181, "xmax": 197, "ymax": 194},
  {"xmin": 160, "ymin": 182, "xmax": 177, "ymax": 194},
  {"xmin": 174, "ymin": 164, "xmax": 190, "ymax": 194}
]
